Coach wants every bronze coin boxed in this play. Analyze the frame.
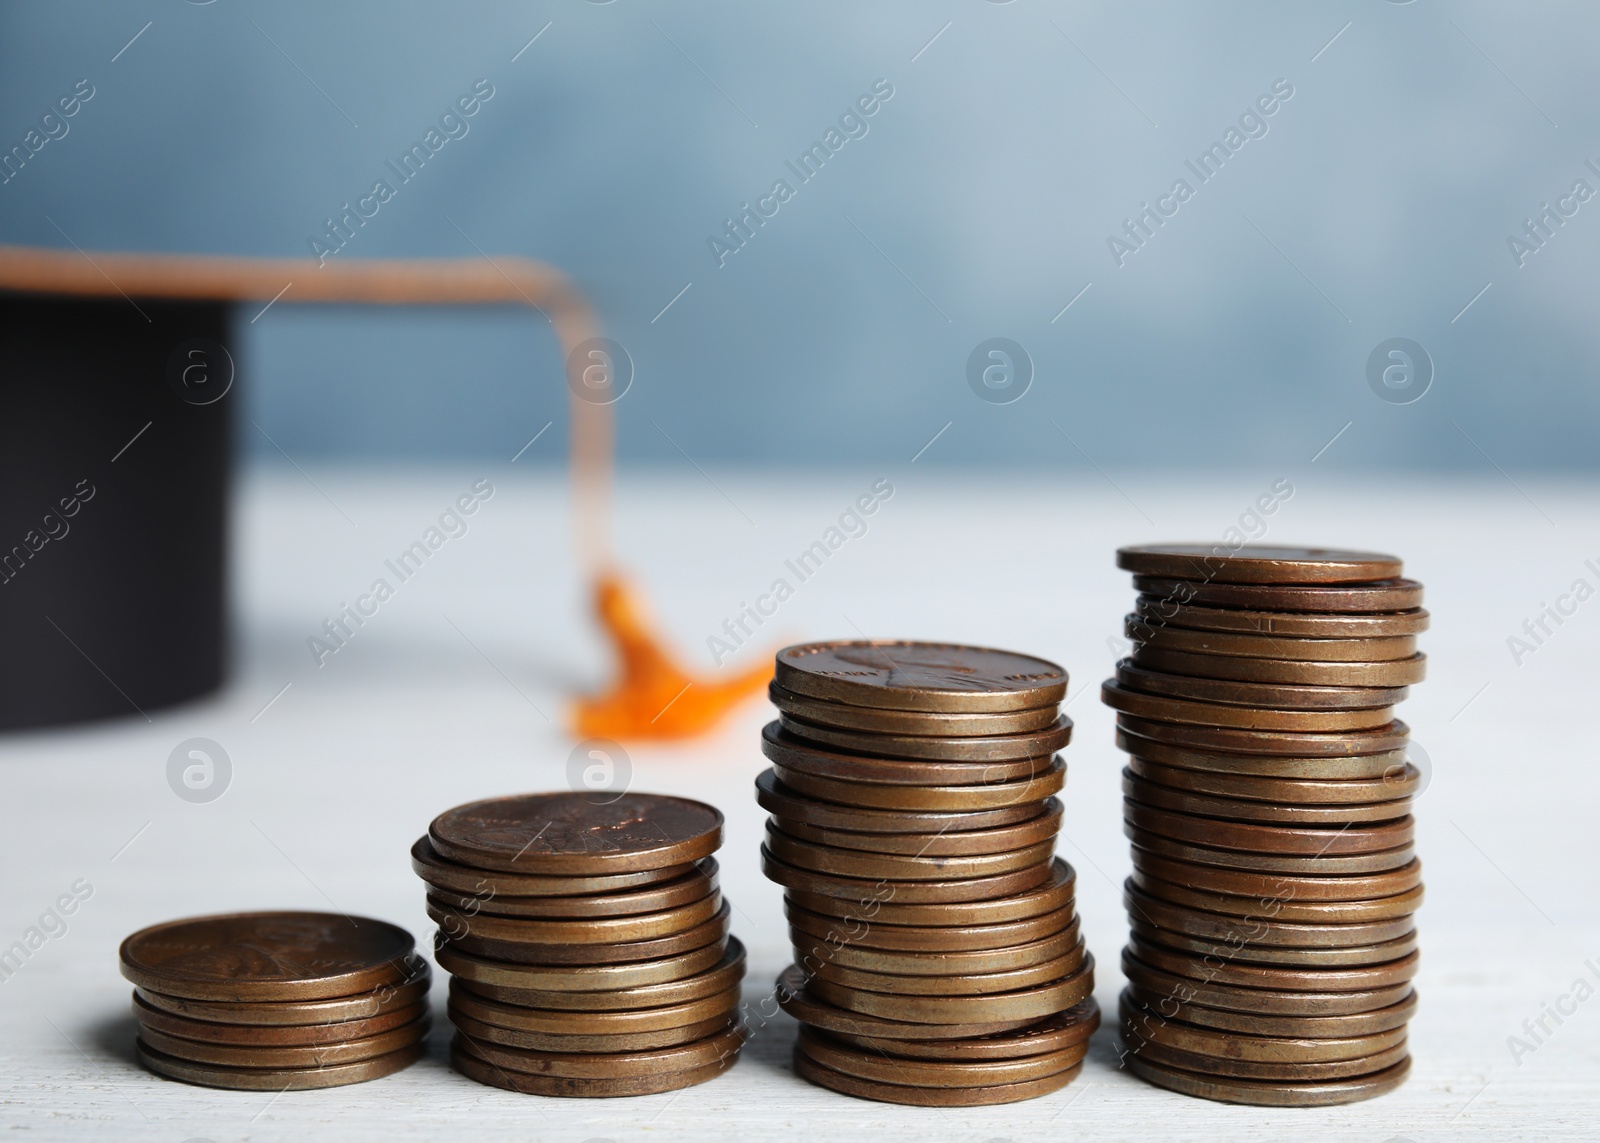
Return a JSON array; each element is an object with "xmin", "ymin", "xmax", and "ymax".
[
  {"xmin": 452, "ymin": 1038, "xmax": 735, "ymax": 1096},
  {"xmin": 1129, "ymin": 920, "xmax": 1418, "ymax": 968},
  {"xmin": 1119, "ymin": 992, "xmax": 1408, "ymax": 1062},
  {"xmin": 795, "ymin": 920, "xmax": 1081, "ymax": 977},
  {"xmin": 1128, "ymin": 757, "xmax": 1422, "ymax": 806},
  {"xmin": 1124, "ymin": 882, "xmax": 1417, "ymax": 948},
  {"xmin": 1124, "ymin": 770, "xmax": 1411, "ymax": 826},
  {"xmin": 410, "ymin": 836, "xmax": 688, "ymax": 897},
  {"xmin": 1125, "ymin": 619, "xmax": 1418, "ymax": 663},
  {"xmin": 797, "ymin": 1026, "xmax": 1087, "ymax": 1087},
  {"xmin": 450, "ymin": 938, "xmax": 745, "ymax": 1012},
  {"xmin": 774, "ymin": 640, "xmax": 1068, "ymax": 713},
  {"xmin": 1120, "ymin": 949, "xmax": 1413, "ymax": 1016},
  {"xmin": 1124, "ymin": 800, "xmax": 1415, "ymax": 855},
  {"xmin": 770, "ymin": 758, "xmax": 1065, "ymax": 812},
  {"xmin": 132, "ymin": 993, "xmax": 427, "ymax": 1046},
  {"xmin": 133, "ymin": 972, "xmax": 431, "ymax": 1027},
  {"xmin": 1131, "ymin": 645, "xmax": 1427, "ymax": 687},
  {"xmin": 1130, "ymin": 849, "xmax": 1424, "ymax": 901},
  {"xmin": 434, "ymin": 932, "xmax": 727, "ymax": 990},
  {"xmin": 1117, "ymin": 545, "xmax": 1402, "ymax": 585},
  {"xmin": 773, "ymin": 965, "xmax": 1039, "ymax": 1040},
  {"xmin": 763, "ymin": 848, "xmax": 1053, "ymax": 904},
  {"xmin": 780, "ymin": 712, "xmax": 1073, "ymax": 763},
  {"xmin": 771, "ymin": 682, "xmax": 1061, "ymax": 736},
  {"xmin": 428, "ymin": 792, "xmax": 722, "ymax": 875},
  {"xmin": 429, "ymin": 861, "xmax": 717, "ymax": 920},
  {"xmin": 785, "ymin": 901, "xmax": 1076, "ymax": 954},
  {"xmin": 1124, "ymin": 1030, "xmax": 1410, "ymax": 1082},
  {"xmin": 762, "ymin": 721, "xmax": 1049, "ymax": 785},
  {"xmin": 793, "ymin": 1050, "xmax": 1083, "ymax": 1106},
  {"xmin": 788, "ymin": 858, "xmax": 1076, "ymax": 927},
  {"xmin": 448, "ymin": 983, "xmax": 741, "ymax": 1036},
  {"xmin": 1126, "ymin": 1051, "xmax": 1411, "ymax": 1106},
  {"xmin": 1116, "ymin": 729, "xmax": 1409, "ymax": 780},
  {"xmin": 1132, "ymin": 574, "xmax": 1424, "ymax": 613},
  {"xmin": 452, "ymin": 1021, "xmax": 746, "ymax": 1078},
  {"xmin": 436, "ymin": 903, "xmax": 729, "ymax": 966},
  {"xmin": 808, "ymin": 943, "xmax": 1085, "ymax": 997},
  {"xmin": 446, "ymin": 1013, "xmax": 733, "ymax": 1054},
  {"xmin": 829, "ymin": 999, "xmax": 1099, "ymax": 1061},
  {"xmin": 1124, "ymin": 984, "xmax": 1417, "ymax": 1037},
  {"xmin": 119, "ymin": 911, "xmax": 418, "ymax": 1003},
  {"xmin": 1117, "ymin": 713, "xmax": 1411, "ymax": 758},
  {"xmin": 756, "ymin": 769, "xmax": 1046, "ymax": 834},
  {"xmin": 428, "ymin": 890, "xmax": 721, "ymax": 945},
  {"xmin": 137, "ymin": 1015, "xmax": 428, "ymax": 1068},
  {"xmin": 136, "ymin": 1039, "xmax": 424, "ymax": 1091},
  {"xmin": 1126, "ymin": 935, "xmax": 1420, "ymax": 992},
  {"xmin": 1115, "ymin": 660, "xmax": 1406, "ymax": 711},
  {"xmin": 773, "ymin": 800, "xmax": 1062, "ymax": 857},
  {"xmin": 1126, "ymin": 826, "xmax": 1416, "ymax": 875},
  {"xmin": 1103, "ymin": 680, "xmax": 1395, "ymax": 732},
  {"xmin": 766, "ymin": 823, "xmax": 1054, "ymax": 882},
  {"xmin": 1133, "ymin": 598, "xmax": 1429, "ymax": 638},
  {"xmin": 1132, "ymin": 872, "xmax": 1423, "ymax": 924},
  {"xmin": 807, "ymin": 954, "xmax": 1094, "ymax": 1024}
]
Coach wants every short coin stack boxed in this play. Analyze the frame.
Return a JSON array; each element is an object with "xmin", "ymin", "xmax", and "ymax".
[
  {"xmin": 760, "ymin": 640, "xmax": 1099, "ymax": 1106},
  {"xmin": 1103, "ymin": 544, "xmax": 1427, "ymax": 1106},
  {"xmin": 121, "ymin": 911, "xmax": 430, "ymax": 1090},
  {"xmin": 415, "ymin": 792, "xmax": 747, "ymax": 1096}
]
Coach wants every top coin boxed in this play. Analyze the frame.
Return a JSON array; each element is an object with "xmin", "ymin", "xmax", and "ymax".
[
  {"xmin": 119, "ymin": 911, "xmax": 419, "ymax": 1002},
  {"xmin": 429, "ymin": 792, "xmax": 722, "ymax": 874},
  {"xmin": 775, "ymin": 641, "xmax": 1067, "ymax": 713},
  {"xmin": 1117, "ymin": 545, "xmax": 1402, "ymax": 585}
]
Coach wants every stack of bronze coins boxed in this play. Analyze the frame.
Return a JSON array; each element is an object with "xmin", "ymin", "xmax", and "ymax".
[
  {"xmin": 414, "ymin": 792, "xmax": 748, "ymax": 1096},
  {"xmin": 759, "ymin": 640, "xmax": 1099, "ymax": 1106},
  {"xmin": 1102, "ymin": 544, "xmax": 1427, "ymax": 1106},
  {"xmin": 121, "ymin": 911, "xmax": 430, "ymax": 1089}
]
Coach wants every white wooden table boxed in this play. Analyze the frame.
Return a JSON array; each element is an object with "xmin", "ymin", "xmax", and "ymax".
[{"xmin": 3, "ymin": 467, "xmax": 1596, "ymax": 1140}]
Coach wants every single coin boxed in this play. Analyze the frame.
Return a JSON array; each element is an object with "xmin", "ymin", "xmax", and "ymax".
[
  {"xmin": 1124, "ymin": 882, "xmax": 1417, "ymax": 948},
  {"xmin": 451, "ymin": 939, "xmax": 745, "ymax": 1012},
  {"xmin": 133, "ymin": 973, "xmax": 431, "ymax": 1027},
  {"xmin": 1116, "ymin": 730, "xmax": 1409, "ymax": 780},
  {"xmin": 780, "ymin": 712, "xmax": 1073, "ymax": 763},
  {"xmin": 429, "ymin": 862, "xmax": 717, "ymax": 920},
  {"xmin": 1126, "ymin": 1052, "xmax": 1411, "ymax": 1106},
  {"xmin": 807, "ymin": 954, "xmax": 1094, "ymax": 1024},
  {"xmin": 756, "ymin": 769, "xmax": 1045, "ymax": 834},
  {"xmin": 1125, "ymin": 826, "xmax": 1416, "ymax": 875},
  {"xmin": 452, "ymin": 1038, "xmax": 734, "ymax": 1096},
  {"xmin": 771, "ymin": 682, "xmax": 1060, "ymax": 736},
  {"xmin": 766, "ymin": 824, "xmax": 1054, "ymax": 882},
  {"xmin": 798, "ymin": 1026, "xmax": 1087, "ymax": 1087},
  {"xmin": 410, "ymin": 836, "xmax": 688, "ymax": 897},
  {"xmin": 428, "ymin": 792, "xmax": 722, "ymax": 875},
  {"xmin": 789, "ymin": 858, "xmax": 1076, "ymax": 927},
  {"xmin": 1128, "ymin": 757, "xmax": 1422, "ymax": 806},
  {"xmin": 831, "ymin": 1000, "xmax": 1100, "ymax": 1061},
  {"xmin": 453, "ymin": 1021, "xmax": 746, "ymax": 1079},
  {"xmin": 428, "ymin": 891, "xmax": 720, "ymax": 945},
  {"xmin": 437, "ymin": 904, "xmax": 729, "ymax": 966},
  {"xmin": 786, "ymin": 901, "xmax": 1075, "ymax": 954},
  {"xmin": 1124, "ymin": 984, "xmax": 1417, "ymax": 1037},
  {"xmin": 795, "ymin": 921, "xmax": 1080, "ymax": 977},
  {"xmin": 1125, "ymin": 1031, "xmax": 1410, "ymax": 1082},
  {"xmin": 1120, "ymin": 949, "xmax": 1413, "ymax": 1016},
  {"xmin": 446, "ymin": 1013, "xmax": 732, "ymax": 1054},
  {"xmin": 136, "ymin": 1039, "xmax": 424, "ymax": 1091},
  {"xmin": 1125, "ymin": 619, "xmax": 1418, "ymax": 663},
  {"xmin": 794, "ymin": 1050, "xmax": 1082, "ymax": 1106},
  {"xmin": 137, "ymin": 1015, "xmax": 427, "ymax": 1069},
  {"xmin": 774, "ymin": 965, "xmax": 1040, "ymax": 1040},
  {"xmin": 774, "ymin": 640, "xmax": 1068, "ymax": 713},
  {"xmin": 762, "ymin": 848, "xmax": 1053, "ymax": 904},
  {"xmin": 1119, "ymin": 993, "xmax": 1408, "ymax": 1062},
  {"xmin": 435, "ymin": 933, "xmax": 727, "ymax": 990},
  {"xmin": 1130, "ymin": 849, "xmax": 1424, "ymax": 901},
  {"xmin": 1124, "ymin": 771, "xmax": 1411, "ymax": 826},
  {"xmin": 133, "ymin": 993, "xmax": 427, "ymax": 1046},
  {"xmin": 1132, "ymin": 869, "xmax": 1424, "ymax": 923},
  {"xmin": 119, "ymin": 912, "xmax": 418, "ymax": 1002},
  {"xmin": 1129, "ymin": 920, "xmax": 1418, "ymax": 968},
  {"xmin": 1124, "ymin": 800, "xmax": 1415, "ymax": 855},
  {"xmin": 773, "ymin": 800, "xmax": 1062, "ymax": 857},
  {"xmin": 809, "ymin": 943, "xmax": 1085, "ymax": 997},
  {"xmin": 1103, "ymin": 681, "xmax": 1395, "ymax": 732},
  {"xmin": 1117, "ymin": 713, "xmax": 1411, "ymax": 758},
  {"xmin": 1115, "ymin": 661, "xmax": 1406, "ymax": 711},
  {"xmin": 1131, "ymin": 645, "xmax": 1427, "ymax": 687},
  {"xmin": 762, "ymin": 721, "xmax": 1048, "ymax": 785},
  {"xmin": 770, "ymin": 758, "xmax": 1065, "ymax": 812},
  {"xmin": 448, "ymin": 984, "xmax": 741, "ymax": 1036},
  {"xmin": 1117, "ymin": 545, "xmax": 1402, "ymax": 585},
  {"xmin": 1133, "ymin": 574, "xmax": 1424, "ymax": 613},
  {"xmin": 1126, "ymin": 936, "xmax": 1420, "ymax": 992},
  {"xmin": 1133, "ymin": 598, "xmax": 1430, "ymax": 638}
]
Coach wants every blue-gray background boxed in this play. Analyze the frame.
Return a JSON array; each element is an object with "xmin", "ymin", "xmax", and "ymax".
[{"xmin": 3, "ymin": 0, "xmax": 1596, "ymax": 468}]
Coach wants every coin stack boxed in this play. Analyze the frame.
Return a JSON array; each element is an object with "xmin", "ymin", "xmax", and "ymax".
[
  {"xmin": 759, "ymin": 640, "xmax": 1099, "ymax": 1107},
  {"xmin": 1102, "ymin": 544, "xmax": 1427, "ymax": 1107},
  {"xmin": 121, "ymin": 911, "xmax": 430, "ymax": 1090},
  {"xmin": 414, "ymin": 792, "xmax": 748, "ymax": 1096}
]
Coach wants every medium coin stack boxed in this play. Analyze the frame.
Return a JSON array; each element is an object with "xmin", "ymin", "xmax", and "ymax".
[
  {"xmin": 415, "ymin": 791, "xmax": 748, "ymax": 1096},
  {"xmin": 1102, "ymin": 544, "xmax": 1427, "ymax": 1106},
  {"xmin": 760, "ymin": 640, "xmax": 1099, "ymax": 1107},
  {"xmin": 121, "ymin": 911, "xmax": 430, "ymax": 1090}
]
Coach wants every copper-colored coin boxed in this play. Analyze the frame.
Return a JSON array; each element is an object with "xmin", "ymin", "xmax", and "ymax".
[
  {"xmin": 428, "ymin": 890, "xmax": 720, "ymax": 945},
  {"xmin": 133, "ymin": 972, "xmax": 431, "ymax": 1027},
  {"xmin": 1125, "ymin": 983, "xmax": 1417, "ymax": 1037},
  {"xmin": 119, "ymin": 912, "xmax": 418, "ymax": 1003},
  {"xmin": 450, "ymin": 939, "xmax": 745, "ymax": 1011},
  {"xmin": 1117, "ymin": 713, "xmax": 1411, "ymax": 758},
  {"xmin": 798, "ymin": 1026, "xmax": 1087, "ymax": 1088},
  {"xmin": 429, "ymin": 792, "xmax": 722, "ymax": 875},
  {"xmin": 449, "ymin": 982, "xmax": 741, "ymax": 1035},
  {"xmin": 1124, "ymin": 882, "xmax": 1417, "ymax": 948},
  {"xmin": 830, "ymin": 1000, "xmax": 1099, "ymax": 1060},
  {"xmin": 1119, "ymin": 992, "xmax": 1408, "ymax": 1062},
  {"xmin": 435, "ymin": 932, "xmax": 727, "ymax": 990},
  {"xmin": 780, "ymin": 712, "xmax": 1073, "ymax": 762},
  {"xmin": 1124, "ymin": 800, "xmax": 1415, "ymax": 855},
  {"xmin": 437, "ymin": 903, "xmax": 729, "ymax": 966},
  {"xmin": 1124, "ymin": 770, "xmax": 1410, "ymax": 826},
  {"xmin": 771, "ymin": 682, "xmax": 1060, "ymax": 736},
  {"xmin": 1133, "ymin": 574, "xmax": 1424, "ymax": 613},
  {"xmin": 1134, "ymin": 598, "xmax": 1430, "ymax": 638},
  {"xmin": 786, "ymin": 901, "xmax": 1075, "ymax": 953},
  {"xmin": 756, "ymin": 769, "xmax": 1045, "ymax": 834},
  {"xmin": 763, "ymin": 848, "xmax": 1053, "ymax": 905},
  {"xmin": 137, "ymin": 1015, "xmax": 427, "ymax": 1068},
  {"xmin": 770, "ymin": 758, "xmax": 1065, "ymax": 812},
  {"xmin": 1117, "ymin": 729, "xmax": 1409, "ymax": 780},
  {"xmin": 1130, "ymin": 849, "xmax": 1424, "ymax": 901},
  {"xmin": 453, "ymin": 1021, "xmax": 746, "ymax": 1078},
  {"xmin": 1132, "ymin": 645, "xmax": 1428, "ymax": 687},
  {"xmin": 1129, "ymin": 919, "xmax": 1418, "ymax": 968},
  {"xmin": 1118, "ymin": 544, "xmax": 1402, "ymax": 585},
  {"xmin": 133, "ymin": 993, "xmax": 427, "ymax": 1046},
  {"xmin": 809, "ymin": 943, "xmax": 1085, "ymax": 997},
  {"xmin": 136, "ymin": 1039, "xmax": 424, "ymax": 1091},
  {"xmin": 775, "ymin": 640, "xmax": 1068, "ymax": 713},
  {"xmin": 793, "ymin": 1050, "xmax": 1083, "ymax": 1106},
  {"xmin": 1126, "ymin": 1051, "xmax": 1411, "ymax": 1106},
  {"xmin": 410, "ymin": 836, "xmax": 687, "ymax": 897},
  {"xmin": 774, "ymin": 965, "xmax": 1038, "ymax": 1040},
  {"xmin": 1129, "ymin": 756, "xmax": 1422, "ymax": 805},
  {"xmin": 789, "ymin": 858, "xmax": 1076, "ymax": 927},
  {"xmin": 807, "ymin": 954, "xmax": 1093, "ymax": 1024},
  {"xmin": 1126, "ymin": 825, "xmax": 1416, "ymax": 875},
  {"xmin": 1125, "ymin": 1030, "xmax": 1410, "ymax": 1081},
  {"xmin": 1125, "ymin": 619, "xmax": 1418, "ymax": 663},
  {"xmin": 1126, "ymin": 935, "xmax": 1420, "ymax": 993},
  {"xmin": 1115, "ymin": 661, "xmax": 1405, "ymax": 711},
  {"xmin": 452, "ymin": 1037, "xmax": 735, "ymax": 1096},
  {"xmin": 1121, "ymin": 948, "xmax": 1413, "ymax": 1016},
  {"xmin": 773, "ymin": 800, "xmax": 1062, "ymax": 857},
  {"xmin": 762, "ymin": 721, "xmax": 1047, "ymax": 785},
  {"xmin": 448, "ymin": 1013, "xmax": 733, "ymax": 1054},
  {"xmin": 1132, "ymin": 873, "xmax": 1424, "ymax": 925},
  {"xmin": 428, "ymin": 861, "xmax": 717, "ymax": 920},
  {"xmin": 766, "ymin": 824, "xmax": 1053, "ymax": 882},
  {"xmin": 1104, "ymin": 680, "xmax": 1395, "ymax": 732},
  {"xmin": 795, "ymin": 920, "xmax": 1080, "ymax": 977}
]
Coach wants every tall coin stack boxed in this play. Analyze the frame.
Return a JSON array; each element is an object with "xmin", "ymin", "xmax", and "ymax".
[
  {"xmin": 122, "ymin": 911, "xmax": 430, "ymax": 1090},
  {"xmin": 414, "ymin": 792, "xmax": 748, "ymax": 1096},
  {"xmin": 759, "ymin": 641, "xmax": 1099, "ymax": 1107},
  {"xmin": 1103, "ymin": 544, "xmax": 1427, "ymax": 1106}
]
